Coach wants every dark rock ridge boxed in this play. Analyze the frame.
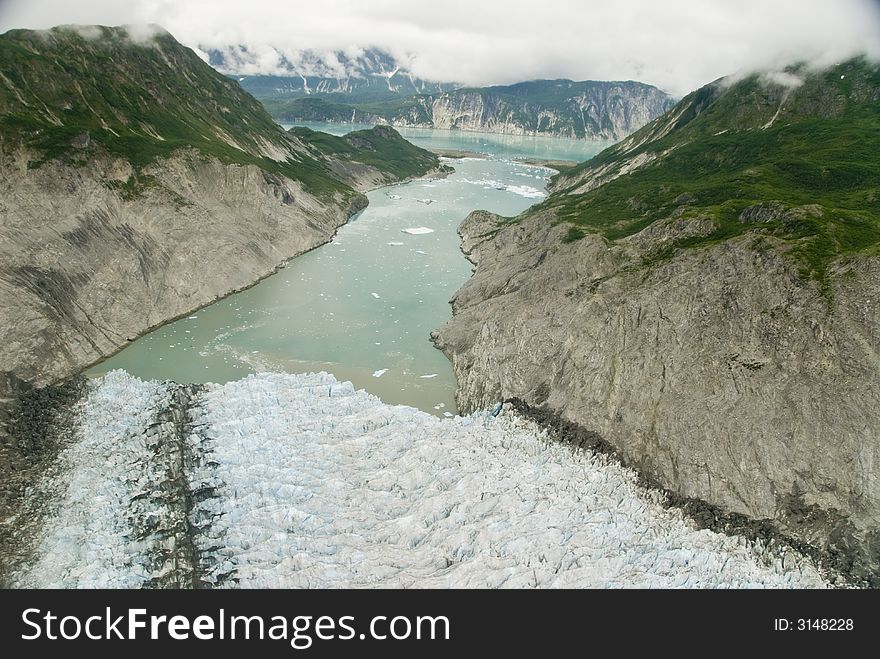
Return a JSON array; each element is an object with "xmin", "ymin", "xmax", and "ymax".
[
  {"xmin": 0, "ymin": 373, "xmax": 84, "ymax": 584},
  {"xmin": 433, "ymin": 58, "xmax": 880, "ymax": 584}
]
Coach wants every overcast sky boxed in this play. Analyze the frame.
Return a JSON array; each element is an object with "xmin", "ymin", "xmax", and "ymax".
[{"xmin": 1, "ymin": 0, "xmax": 879, "ymax": 96}]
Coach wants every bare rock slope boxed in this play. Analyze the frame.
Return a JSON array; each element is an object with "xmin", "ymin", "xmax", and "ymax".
[
  {"xmin": 434, "ymin": 59, "xmax": 880, "ymax": 584},
  {"xmin": 0, "ymin": 25, "xmax": 442, "ymax": 386}
]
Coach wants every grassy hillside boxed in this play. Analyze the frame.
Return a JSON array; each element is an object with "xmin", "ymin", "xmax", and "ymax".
[
  {"xmin": 289, "ymin": 125, "xmax": 444, "ymax": 180},
  {"xmin": 541, "ymin": 58, "xmax": 880, "ymax": 293},
  {"xmin": 0, "ymin": 26, "xmax": 439, "ymax": 198}
]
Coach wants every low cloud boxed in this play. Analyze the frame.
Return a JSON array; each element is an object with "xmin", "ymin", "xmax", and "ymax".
[
  {"xmin": 760, "ymin": 71, "xmax": 805, "ymax": 89},
  {"xmin": 1, "ymin": 0, "xmax": 878, "ymax": 96}
]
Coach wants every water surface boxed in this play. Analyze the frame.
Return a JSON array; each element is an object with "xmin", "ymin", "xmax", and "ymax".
[{"xmin": 89, "ymin": 124, "xmax": 609, "ymax": 414}]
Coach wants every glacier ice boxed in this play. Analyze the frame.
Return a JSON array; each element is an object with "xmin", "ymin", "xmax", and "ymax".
[{"xmin": 13, "ymin": 371, "xmax": 828, "ymax": 589}]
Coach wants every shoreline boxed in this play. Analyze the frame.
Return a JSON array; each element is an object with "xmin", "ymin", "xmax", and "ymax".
[
  {"xmin": 76, "ymin": 164, "xmax": 453, "ymax": 386},
  {"xmin": 283, "ymin": 119, "xmax": 615, "ymax": 146},
  {"xmin": 429, "ymin": 147, "xmax": 577, "ymax": 172}
]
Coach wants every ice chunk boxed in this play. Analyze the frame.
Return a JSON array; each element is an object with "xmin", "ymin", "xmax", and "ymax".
[
  {"xmin": 419, "ymin": 373, "xmax": 438, "ymax": 379},
  {"xmin": 403, "ymin": 227, "xmax": 434, "ymax": 235},
  {"xmin": 372, "ymin": 369, "xmax": 389, "ymax": 378},
  {"xmin": 371, "ymin": 292, "xmax": 381, "ymax": 299},
  {"xmin": 387, "ymin": 241, "xmax": 404, "ymax": 246}
]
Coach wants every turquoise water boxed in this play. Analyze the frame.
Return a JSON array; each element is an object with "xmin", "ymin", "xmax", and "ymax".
[
  {"xmin": 89, "ymin": 124, "xmax": 608, "ymax": 414},
  {"xmin": 287, "ymin": 122, "xmax": 612, "ymax": 162}
]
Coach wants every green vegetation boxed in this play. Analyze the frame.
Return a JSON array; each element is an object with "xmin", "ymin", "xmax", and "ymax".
[
  {"xmin": 0, "ymin": 26, "xmax": 352, "ymax": 198},
  {"xmin": 0, "ymin": 26, "xmax": 440, "ymax": 201},
  {"xmin": 540, "ymin": 58, "xmax": 880, "ymax": 293},
  {"xmin": 266, "ymin": 95, "xmax": 430, "ymax": 126},
  {"xmin": 289, "ymin": 125, "xmax": 441, "ymax": 179}
]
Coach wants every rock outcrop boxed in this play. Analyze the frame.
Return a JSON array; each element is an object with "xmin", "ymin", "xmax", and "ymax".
[
  {"xmin": 0, "ymin": 147, "xmax": 361, "ymax": 386},
  {"xmin": 433, "ymin": 59, "xmax": 880, "ymax": 585}
]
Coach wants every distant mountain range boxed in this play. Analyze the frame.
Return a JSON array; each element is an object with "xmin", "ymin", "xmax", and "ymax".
[
  {"xmin": 207, "ymin": 44, "xmax": 675, "ymax": 140},
  {"xmin": 206, "ymin": 45, "xmax": 457, "ymax": 104}
]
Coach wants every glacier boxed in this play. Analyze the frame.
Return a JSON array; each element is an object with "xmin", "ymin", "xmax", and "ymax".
[{"xmin": 12, "ymin": 370, "xmax": 828, "ymax": 588}]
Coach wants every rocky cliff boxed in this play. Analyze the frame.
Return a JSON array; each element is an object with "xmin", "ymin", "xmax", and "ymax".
[
  {"xmin": 0, "ymin": 25, "xmax": 443, "ymax": 387},
  {"xmin": 272, "ymin": 79, "xmax": 676, "ymax": 141},
  {"xmin": 433, "ymin": 58, "xmax": 880, "ymax": 584}
]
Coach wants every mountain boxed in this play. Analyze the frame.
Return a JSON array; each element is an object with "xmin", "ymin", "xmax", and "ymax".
[
  {"xmin": 268, "ymin": 79, "xmax": 676, "ymax": 141},
  {"xmin": 432, "ymin": 57, "xmax": 880, "ymax": 584},
  {"xmin": 207, "ymin": 45, "xmax": 457, "ymax": 104},
  {"xmin": 0, "ymin": 25, "xmax": 444, "ymax": 387},
  {"xmin": 209, "ymin": 44, "xmax": 675, "ymax": 140}
]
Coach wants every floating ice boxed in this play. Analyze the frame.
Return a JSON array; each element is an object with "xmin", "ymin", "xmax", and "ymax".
[
  {"xmin": 458, "ymin": 177, "xmax": 547, "ymax": 199},
  {"xmin": 506, "ymin": 185, "xmax": 546, "ymax": 199},
  {"xmin": 387, "ymin": 241, "xmax": 404, "ymax": 246},
  {"xmin": 419, "ymin": 373, "xmax": 438, "ymax": 379},
  {"xmin": 386, "ymin": 194, "xmax": 401, "ymax": 200},
  {"xmin": 415, "ymin": 199, "xmax": 435, "ymax": 205},
  {"xmin": 403, "ymin": 227, "xmax": 434, "ymax": 235},
  {"xmin": 371, "ymin": 292, "xmax": 381, "ymax": 299},
  {"xmin": 372, "ymin": 369, "xmax": 389, "ymax": 378},
  {"xmin": 13, "ymin": 372, "xmax": 829, "ymax": 589}
]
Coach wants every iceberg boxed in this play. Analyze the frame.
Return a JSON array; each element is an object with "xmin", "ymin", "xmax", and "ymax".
[{"xmin": 403, "ymin": 227, "xmax": 434, "ymax": 235}]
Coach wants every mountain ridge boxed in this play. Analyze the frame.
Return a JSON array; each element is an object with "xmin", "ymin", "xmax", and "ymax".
[
  {"xmin": 210, "ymin": 44, "xmax": 458, "ymax": 104},
  {"xmin": 0, "ymin": 25, "xmax": 444, "ymax": 386},
  {"xmin": 264, "ymin": 78, "xmax": 676, "ymax": 141},
  {"xmin": 433, "ymin": 56, "xmax": 880, "ymax": 584}
]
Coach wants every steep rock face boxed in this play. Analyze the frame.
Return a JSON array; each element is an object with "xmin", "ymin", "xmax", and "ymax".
[
  {"xmin": 434, "ymin": 209, "xmax": 880, "ymax": 584},
  {"xmin": 0, "ymin": 26, "xmax": 443, "ymax": 386},
  {"xmin": 0, "ymin": 147, "xmax": 359, "ymax": 386},
  {"xmin": 273, "ymin": 80, "xmax": 676, "ymax": 141},
  {"xmin": 433, "ymin": 59, "xmax": 880, "ymax": 584},
  {"xmin": 418, "ymin": 82, "xmax": 675, "ymax": 140}
]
